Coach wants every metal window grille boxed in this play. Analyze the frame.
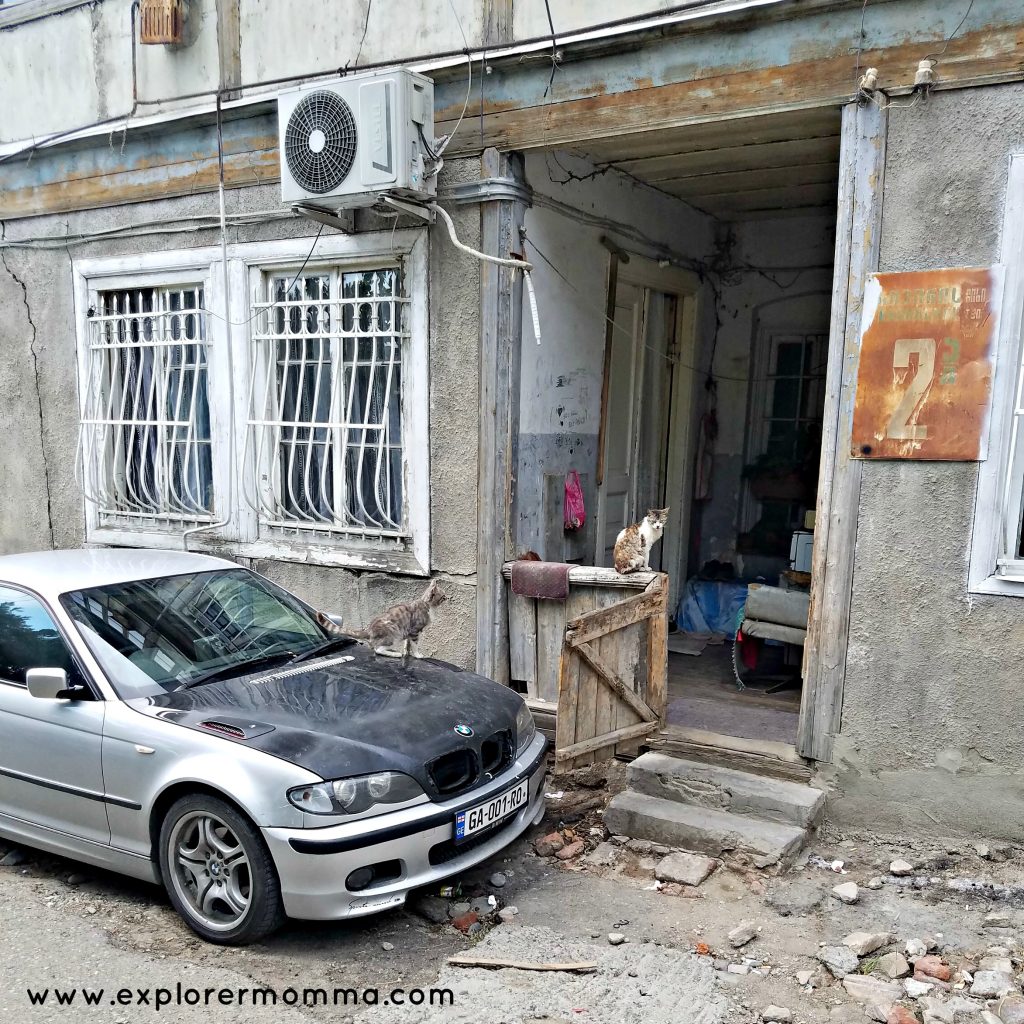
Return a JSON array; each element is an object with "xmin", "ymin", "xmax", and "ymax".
[
  {"xmin": 247, "ymin": 265, "xmax": 408, "ymax": 540},
  {"xmin": 79, "ymin": 285, "xmax": 213, "ymax": 529}
]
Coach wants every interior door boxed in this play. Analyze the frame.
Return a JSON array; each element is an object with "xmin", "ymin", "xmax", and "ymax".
[
  {"xmin": 0, "ymin": 585, "xmax": 109, "ymax": 847},
  {"xmin": 597, "ymin": 281, "xmax": 643, "ymax": 567},
  {"xmin": 596, "ymin": 267, "xmax": 685, "ymax": 572}
]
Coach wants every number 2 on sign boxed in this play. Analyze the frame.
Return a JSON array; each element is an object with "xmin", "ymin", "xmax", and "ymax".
[{"xmin": 885, "ymin": 338, "xmax": 936, "ymax": 441}]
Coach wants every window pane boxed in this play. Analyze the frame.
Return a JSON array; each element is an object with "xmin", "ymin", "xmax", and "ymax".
[
  {"xmin": 250, "ymin": 265, "xmax": 408, "ymax": 537},
  {"xmin": 82, "ymin": 285, "xmax": 212, "ymax": 527},
  {"xmin": 0, "ymin": 587, "xmax": 81, "ymax": 687}
]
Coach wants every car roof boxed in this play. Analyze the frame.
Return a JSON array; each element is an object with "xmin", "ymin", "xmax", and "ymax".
[{"xmin": 0, "ymin": 548, "xmax": 238, "ymax": 600}]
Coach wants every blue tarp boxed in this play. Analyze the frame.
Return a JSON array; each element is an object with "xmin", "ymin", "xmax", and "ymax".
[{"xmin": 675, "ymin": 578, "xmax": 749, "ymax": 640}]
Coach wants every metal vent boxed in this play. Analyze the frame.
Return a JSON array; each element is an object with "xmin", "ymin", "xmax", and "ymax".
[
  {"xmin": 200, "ymin": 721, "xmax": 246, "ymax": 739},
  {"xmin": 285, "ymin": 91, "xmax": 358, "ymax": 195}
]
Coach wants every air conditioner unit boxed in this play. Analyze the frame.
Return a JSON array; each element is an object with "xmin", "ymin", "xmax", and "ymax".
[{"xmin": 278, "ymin": 68, "xmax": 436, "ymax": 211}]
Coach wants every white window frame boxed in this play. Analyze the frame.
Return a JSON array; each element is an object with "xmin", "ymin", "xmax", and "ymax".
[
  {"xmin": 73, "ymin": 229, "xmax": 431, "ymax": 575},
  {"xmin": 970, "ymin": 152, "xmax": 1024, "ymax": 596}
]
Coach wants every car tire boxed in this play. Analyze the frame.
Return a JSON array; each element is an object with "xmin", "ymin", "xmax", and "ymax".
[{"xmin": 158, "ymin": 793, "xmax": 285, "ymax": 945}]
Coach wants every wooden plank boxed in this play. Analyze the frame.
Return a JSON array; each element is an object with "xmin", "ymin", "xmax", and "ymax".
[
  {"xmin": 589, "ymin": 586, "xmax": 627, "ymax": 763},
  {"xmin": 535, "ymin": 599, "xmax": 566, "ymax": 704},
  {"xmin": 566, "ymin": 586, "xmax": 599, "ymax": 767},
  {"xmin": 554, "ymin": 622, "xmax": 580, "ymax": 776},
  {"xmin": 555, "ymin": 720, "xmax": 654, "ymax": 762},
  {"xmin": 476, "ymin": 149, "xmax": 527, "ymax": 686},
  {"xmin": 565, "ymin": 589, "xmax": 663, "ymax": 646},
  {"xmin": 588, "ymin": 112, "xmax": 843, "ymax": 165},
  {"xmin": 659, "ymin": 162, "xmax": 838, "ymax": 198},
  {"xmin": 798, "ymin": 101, "xmax": 886, "ymax": 763},
  {"xmin": 649, "ymin": 731, "xmax": 812, "ymax": 783},
  {"xmin": 682, "ymin": 182, "xmax": 838, "ymax": 215},
  {"xmin": 645, "ymin": 575, "xmax": 669, "ymax": 729},
  {"xmin": 448, "ymin": 956, "xmax": 597, "ymax": 973},
  {"xmin": 611, "ymin": 134, "xmax": 842, "ymax": 181},
  {"xmin": 501, "ymin": 562, "xmax": 656, "ymax": 589},
  {"xmin": 595, "ymin": 252, "xmax": 619, "ymax": 489},
  {"xmin": 438, "ymin": 24, "xmax": 1024, "ymax": 157},
  {"xmin": 658, "ymin": 725, "xmax": 806, "ymax": 764},
  {"xmin": 526, "ymin": 697, "xmax": 556, "ymax": 742},
  {"xmin": 508, "ymin": 591, "xmax": 538, "ymax": 696},
  {"xmin": 575, "ymin": 640, "xmax": 658, "ymax": 723}
]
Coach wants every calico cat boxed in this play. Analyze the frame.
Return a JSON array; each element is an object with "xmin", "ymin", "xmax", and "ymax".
[
  {"xmin": 316, "ymin": 579, "xmax": 447, "ymax": 660},
  {"xmin": 613, "ymin": 508, "xmax": 670, "ymax": 574}
]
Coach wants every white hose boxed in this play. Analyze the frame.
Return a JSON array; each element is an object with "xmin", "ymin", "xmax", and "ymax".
[{"xmin": 430, "ymin": 203, "xmax": 542, "ymax": 345}]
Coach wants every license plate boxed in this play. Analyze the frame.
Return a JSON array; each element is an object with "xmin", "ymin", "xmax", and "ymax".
[{"xmin": 455, "ymin": 780, "xmax": 529, "ymax": 842}]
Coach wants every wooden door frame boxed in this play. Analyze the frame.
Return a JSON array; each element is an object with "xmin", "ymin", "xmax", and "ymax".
[
  {"xmin": 798, "ymin": 100, "xmax": 888, "ymax": 763},
  {"xmin": 595, "ymin": 254, "xmax": 701, "ymax": 596}
]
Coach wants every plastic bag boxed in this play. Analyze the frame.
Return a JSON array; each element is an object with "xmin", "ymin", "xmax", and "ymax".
[{"xmin": 564, "ymin": 470, "xmax": 586, "ymax": 532}]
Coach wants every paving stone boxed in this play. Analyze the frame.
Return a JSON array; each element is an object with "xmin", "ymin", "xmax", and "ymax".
[
  {"xmin": 655, "ymin": 851, "xmax": 718, "ymax": 887},
  {"xmin": 583, "ymin": 842, "xmax": 620, "ymax": 868},
  {"xmin": 817, "ymin": 945, "xmax": 860, "ymax": 979},
  {"xmin": 842, "ymin": 931, "xmax": 889, "ymax": 957},
  {"xmin": 728, "ymin": 920, "xmax": 759, "ymax": 948},
  {"xmin": 832, "ymin": 881, "xmax": 860, "ymax": 904},
  {"xmin": 877, "ymin": 952, "xmax": 911, "ymax": 979},
  {"xmin": 971, "ymin": 971, "xmax": 1017, "ymax": 998}
]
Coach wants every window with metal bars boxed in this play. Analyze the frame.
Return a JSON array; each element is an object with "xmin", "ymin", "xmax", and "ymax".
[
  {"xmin": 247, "ymin": 265, "xmax": 408, "ymax": 539},
  {"xmin": 79, "ymin": 285, "xmax": 213, "ymax": 528}
]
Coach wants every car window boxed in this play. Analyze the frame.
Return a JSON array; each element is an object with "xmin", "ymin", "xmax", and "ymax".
[
  {"xmin": 60, "ymin": 569, "xmax": 329, "ymax": 699},
  {"xmin": 0, "ymin": 585, "xmax": 84, "ymax": 688}
]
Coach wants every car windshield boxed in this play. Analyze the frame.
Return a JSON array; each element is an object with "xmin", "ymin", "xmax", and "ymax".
[{"xmin": 60, "ymin": 568, "xmax": 334, "ymax": 699}]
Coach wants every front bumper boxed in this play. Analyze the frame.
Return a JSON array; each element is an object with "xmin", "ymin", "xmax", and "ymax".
[{"xmin": 263, "ymin": 732, "xmax": 548, "ymax": 920}]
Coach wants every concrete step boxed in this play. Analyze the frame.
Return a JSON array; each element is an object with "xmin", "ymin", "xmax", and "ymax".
[
  {"xmin": 627, "ymin": 751, "xmax": 825, "ymax": 828},
  {"xmin": 604, "ymin": 790, "xmax": 807, "ymax": 867}
]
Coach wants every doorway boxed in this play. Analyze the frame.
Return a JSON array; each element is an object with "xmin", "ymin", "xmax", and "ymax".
[{"xmin": 595, "ymin": 257, "xmax": 699, "ymax": 598}]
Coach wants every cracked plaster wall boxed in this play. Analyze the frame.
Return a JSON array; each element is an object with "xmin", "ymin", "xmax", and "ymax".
[
  {"xmin": 818, "ymin": 83, "xmax": 1024, "ymax": 841},
  {"xmin": 0, "ymin": 159, "xmax": 481, "ymax": 668}
]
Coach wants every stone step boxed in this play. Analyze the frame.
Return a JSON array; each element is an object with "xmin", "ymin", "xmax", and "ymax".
[
  {"xmin": 604, "ymin": 790, "xmax": 807, "ymax": 867},
  {"xmin": 627, "ymin": 751, "xmax": 825, "ymax": 828}
]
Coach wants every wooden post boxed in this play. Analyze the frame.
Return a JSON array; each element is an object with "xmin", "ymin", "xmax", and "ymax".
[
  {"xmin": 798, "ymin": 101, "xmax": 887, "ymax": 762},
  {"xmin": 476, "ymin": 149, "xmax": 528, "ymax": 685},
  {"xmin": 646, "ymin": 573, "xmax": 669, "ymax": 729}
]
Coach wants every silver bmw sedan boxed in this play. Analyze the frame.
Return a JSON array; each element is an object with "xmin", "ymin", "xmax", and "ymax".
[{"xmin": 0, "ymin": 549, "xmax": 546, "ymax": 944}]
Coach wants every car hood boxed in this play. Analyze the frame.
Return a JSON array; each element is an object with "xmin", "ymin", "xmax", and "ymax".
[{"xmin": 128, "ymin": 645, "xmax": 527, "ymax": 795}]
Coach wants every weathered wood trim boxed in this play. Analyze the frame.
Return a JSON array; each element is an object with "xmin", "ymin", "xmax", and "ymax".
[
  {"xmin": 502, "ymin": 562, "xmax": 656, "ymax": 588},
  {"xmin": 798, "ymin": 100, "xmax": 886, "ymax": 763},
  {"xmin": 645, "ymin": 575, "xmax": 668, "ymax": 729},
  {"xmin": 565, "ymin": 589, "xmax": 663, "ymax": 646},
  {"xmin": 596, "ymin": 252, "xmax": 619, "ymax": 489},
  {"xmin": 575, "ymin": 641, "xmax": 658, "ymax": 724},
  {"xmin": 476, "ymin": 149, "xmax": 527, "ymax": 684},
  {"xmin": 216, "ymin": 0, "xmax": 243, "ymax": 98},
  {"xmin": 435, "ymin": 24, "xmax": 1023, "ymax": 156},
  {"xmin": 482, "ymin": 0, "xmax": 514, "ymax": 46},
  {"xmin": 555, "ymin": 720, "xmax": 654, "ymax": 762}
]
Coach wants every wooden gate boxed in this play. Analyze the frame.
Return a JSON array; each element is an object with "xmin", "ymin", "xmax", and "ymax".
[{"xmin": 504, "ymin": 565, "xmax": 668, "ymax": 772}]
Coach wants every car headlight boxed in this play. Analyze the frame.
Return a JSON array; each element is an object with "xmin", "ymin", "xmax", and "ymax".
[
  {"xmin": 516, "ymin": 700, "xmax": 537, "ymax": 755},
  {"xmin": 288, "ymin": 771, "xmax": 425, "ymax": 816}
]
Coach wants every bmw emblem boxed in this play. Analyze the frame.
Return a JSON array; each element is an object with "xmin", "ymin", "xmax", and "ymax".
[{"xmin": 454, "ymin": 724, "xmax": 474, "ymax": 737}]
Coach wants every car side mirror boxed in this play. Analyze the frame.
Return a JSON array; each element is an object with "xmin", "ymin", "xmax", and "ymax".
[
  {"xmin": 323, "ymin": 613, "xmax": 344, "ymax": 627},
  {"xmin": 26, "ymin": 668, "xmax": 86, "ymax": 700}
]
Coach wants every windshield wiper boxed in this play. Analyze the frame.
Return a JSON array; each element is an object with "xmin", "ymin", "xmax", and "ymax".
[
  {"xmin": 179, "ymin": 651, "xmax": 298, "ymax": 690},
  {"xmin": 288, "ymin": 635, "xmax": 357, "ymax": 665}
]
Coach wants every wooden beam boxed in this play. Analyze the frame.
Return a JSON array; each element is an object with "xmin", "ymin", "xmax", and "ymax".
[
  {"xmin": 436, "ymin": 24, "xmax": 1024, "ymax": 157},
  {"xmin": 555, "ymin": 720, "xmax": 654, "ymax": 762},
  {"xmin": 798, "ymin": 100, "xmax": 886, "ymax": 763},
  {"xmin": 565, "ymin": 588, "xmax": 664, "ymax": 646},
  {"xmin": 476, "ymin": 149, "xmax": 527, "ymax": 685},
  {"xmin": 645, "ymin": 575, "xmax": 668, "ymax": 728},
  {"xmin": 502, "ymin": 562, "xmax": 656, "ymax": 588},
  {"xmin": 575, "ymin": 641, "xmax": 658, "ymax": 723},
  {"xmin": 659, "ymin": 162, "xmax": 839, "ymax": 198}
]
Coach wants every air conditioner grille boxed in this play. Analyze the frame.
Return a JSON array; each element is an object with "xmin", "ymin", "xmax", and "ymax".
[{"xmin": 284, "ymin": 90, "xmax": 358, "ymax": 195}]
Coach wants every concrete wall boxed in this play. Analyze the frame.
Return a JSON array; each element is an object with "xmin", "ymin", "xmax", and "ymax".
[
  {"xmin": 514, "ymin": 149, "xmax": 717, "ymax": 565},
  {"xmin": 821, "ymin": 82, "xmax": 1024, "ymax": 841},
  {"xmin": 0, "ymin": 158, "xmax": 482, "ymax": 668},
  {"xmin": 695, "ymin": 214, "xmax": 834, "ymax": 574}
]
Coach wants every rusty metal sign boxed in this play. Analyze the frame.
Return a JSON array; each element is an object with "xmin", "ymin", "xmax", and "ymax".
[{"xmin": 851, "ymin": 267, "xmax": 1003, "ymax": 460}]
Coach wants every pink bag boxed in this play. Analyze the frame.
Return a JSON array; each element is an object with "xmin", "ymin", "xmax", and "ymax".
[{"xmin": 564, "ymin": 470, "xmax": 586, "ymax": 532}]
